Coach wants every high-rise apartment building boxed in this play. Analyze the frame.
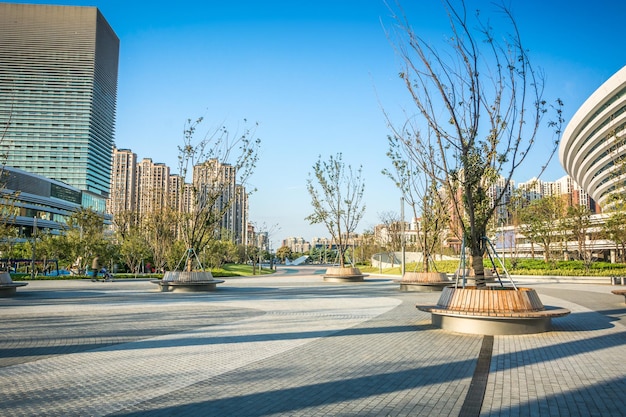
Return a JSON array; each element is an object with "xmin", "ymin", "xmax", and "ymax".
[
  {"xmin": 0, "ymin": 3, "xmax": 119, "ymax": 212},
  {"xmin": 107, "ymin": 148, "xmax": 137, "ymax": 216},
  {"xmin": 107, "ymin": 151, "xmax": 249, "ymax": 244},
  {"xmin": 518, "ymin": 175, "xmax": 598, "ymax": 212},
  {"xmin": 233, "ymin": 184, "xmax": 248, "ymax": 245},
  {"xmin": 193, "ymin": 159, "xmax": 246, "ymax": 243},
  {"xmin": 136, "ymin": 158, "xmax": 170, "ymax": 216}
]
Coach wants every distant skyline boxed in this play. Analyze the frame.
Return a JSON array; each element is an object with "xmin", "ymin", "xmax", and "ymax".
[{"xmin": 5, "ymin": 0, "xmax": 625, "ymax": 248}]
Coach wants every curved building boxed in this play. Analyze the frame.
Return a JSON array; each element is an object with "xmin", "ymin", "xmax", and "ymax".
[{"xmin": 559, "ymin": 65, "xmax": 626, "ymax": 209}]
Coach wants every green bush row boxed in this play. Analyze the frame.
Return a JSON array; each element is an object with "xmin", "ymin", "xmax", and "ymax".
[{"xmin": 360, "ymin": 259, "xmax": 626, "ymax": 277}]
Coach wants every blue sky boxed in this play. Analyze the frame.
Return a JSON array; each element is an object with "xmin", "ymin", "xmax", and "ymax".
[{"xmin": 7, "ymin": 0, "xmax": 626, "ymax": 247}]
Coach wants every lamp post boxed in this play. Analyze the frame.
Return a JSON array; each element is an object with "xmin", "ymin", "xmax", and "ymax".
[
  {"xmin": 30, "ymin": 217, "xmax": 37, "ymax": 280},
  {"xmin": 401, "ymin": 197, "xmax": 405, "ymax": 277}
]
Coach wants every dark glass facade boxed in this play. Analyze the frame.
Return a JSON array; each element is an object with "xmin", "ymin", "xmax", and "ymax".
[{"xmin": 0, "ymin": 3, "xmax": 119, "ymax": 209}]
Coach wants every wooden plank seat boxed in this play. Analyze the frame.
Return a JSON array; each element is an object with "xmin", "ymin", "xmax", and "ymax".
[
  {"xmin": 611, "ymin": 289, "xmax": 626, "ymax": 302},
  {"xmin": 417, "ymin": 286, "xmax": 570, "ymax": 335},
  {"xmin": 417, "ymin": 286, "xmax": 570, "ymax": 318}
]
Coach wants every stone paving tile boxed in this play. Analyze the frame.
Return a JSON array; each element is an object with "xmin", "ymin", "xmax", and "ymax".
[
  {"xmin": 110, "ymin": 292, "xmax": 480, "ymax": 417},
  {"xmin": 1, "ymin": 276, "xmax": 625, "ymax": 416},
  {"xmin": 0, "ymin": 282, "xmax": 403, "ymax": 416},
  {"xmin": 484, "ymin": 293, "xmax": 626, "ymax": 417}
]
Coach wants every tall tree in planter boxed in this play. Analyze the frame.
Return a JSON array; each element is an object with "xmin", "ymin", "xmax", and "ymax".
[
  {"xmin": 306, "ymin": 153, "xmax": 365, "ymax": 268},
  {"xmin": 384, "ymin": 149, "xmax": 448, "ymax": 273},
  {"xmin": 176, "ymin": 117, "xmax": 260, "ymax": 270},
  {"xmin": 384, "ymin": 0, "xmax": 563, "ymax": 286}
]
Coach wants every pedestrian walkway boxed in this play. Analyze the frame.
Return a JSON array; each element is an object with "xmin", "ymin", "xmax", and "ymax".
[{"xmin": 0, "ymin": 268, "xmax": 625, "ymax": 416}]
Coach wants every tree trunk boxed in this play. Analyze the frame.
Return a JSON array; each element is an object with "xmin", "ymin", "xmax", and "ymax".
[
  {"xmin": 471, "ymin": 254, "xmax": 486, "ymax": 288},
  {"xmin": 338, "ymin": 247, "xmax": 345, "ymax": 268}
]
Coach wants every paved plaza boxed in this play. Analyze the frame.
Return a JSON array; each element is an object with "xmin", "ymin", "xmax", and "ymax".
[{"xmin": 0, "ymin": 265, "xmax": 625, "ymax": 416}]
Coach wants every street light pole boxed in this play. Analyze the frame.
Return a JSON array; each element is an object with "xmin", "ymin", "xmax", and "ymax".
[
  {"xmin": 30, "ymin": 217, "xmax": 37, "ymax": 280},
  {"xmin": 401, "ymin": 197, "xmax": 405, "ymax": 277}
]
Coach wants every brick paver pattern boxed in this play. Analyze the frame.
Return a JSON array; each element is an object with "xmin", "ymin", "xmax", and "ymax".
[{"xmin": 0, "ymin": 270, "xmax": 625, "ymax": 416}]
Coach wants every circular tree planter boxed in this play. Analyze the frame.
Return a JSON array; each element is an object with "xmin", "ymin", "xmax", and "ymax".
[
  {"xmin": 0, "ymin": 271, "xmax": 27, "ymax": 297},
  {"xmin": 151, "ymin": 271, "xmax": 224, "ymax": 292},
  {"xmin": 418, "ymin": 286, "xmax": 570, "ymax": 335},
  {"xmin": 395, "ymin": 271, "xmax": 451, "ymax": 292},
  {"xmin": 323, "ymin": 266, "xmax": 367, "ymax": 282}
]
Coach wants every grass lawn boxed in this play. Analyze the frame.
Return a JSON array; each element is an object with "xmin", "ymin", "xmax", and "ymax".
[{"xmin": 11, "ymin": 263, "xmax": 275, "ymax": 280}]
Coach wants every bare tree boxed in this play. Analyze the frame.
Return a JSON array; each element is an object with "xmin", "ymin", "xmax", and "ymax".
[
  {"xmin": 0, "ymin": 103, "xmax": 21, "ymax": 258},
  {"xmin": 176, "ymin": 117, "xmax": 260, "ymax": 270},
  {"xmin": 384, "ymin": 1, "xmax": 563, "ymax": 286},
  {"xmin": 384, "ymin": 151, "xmax": 448, "ymax": 272},
  {"xmin": 306, "ymin": 153, "xmax": 365, "ymax": 268}
]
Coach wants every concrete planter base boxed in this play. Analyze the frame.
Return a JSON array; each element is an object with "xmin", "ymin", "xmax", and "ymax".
[
  {"xmin": 323, "ymin": 267, "xmax": 366, "ymax": 282},
  {"xmin": 396, "ymin": 272, "xmax": 450, "ymax": 292},
  {"xmin": 418, "ymin": 286, "xmax": 570, "ymax": 335},
  {"xmin": 151, "ymin": 271, "xmax": 224, "ymax": 292},
  {"xmin": 0, "ymin": 272, "xmax": 27, "ymax": 297}
]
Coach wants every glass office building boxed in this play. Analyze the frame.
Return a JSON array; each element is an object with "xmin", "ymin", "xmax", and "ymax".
[
  {"xmin": 0, "ymin": 3, "xmax": 119, "ymax": 212},
  {"xmin": 1, "ymin": 166, "xmax": 83, "ymax": 236}
]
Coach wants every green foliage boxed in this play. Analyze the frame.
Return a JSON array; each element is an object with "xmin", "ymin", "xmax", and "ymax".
[
  {"xmin": 203, "ymin": 239, "xmax": 239, "ymax": 269},
  {"xmin": 56, "ymin": 208, "xmax": 112, "ymax": 271},
  {"xmin": 360, "ymin": 258, "xmax": 626, "ymax": 277},
  {"xmin": 211, "ymin": 263, "xmax": 274, "ymax": 277},
  {"xmin": 118, "ymin": 228, "xmax": 150, "ymax": 274},
  {"xmin": 275, "ymin": 245, "xmax": 292, "ymax": 261},
  {"xmin": 519, "ymin": 196, "xmax": 565, "ymax": 262}
]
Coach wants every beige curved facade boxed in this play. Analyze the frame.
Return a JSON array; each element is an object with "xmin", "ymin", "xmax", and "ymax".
[{"xmin": 559, "ymin": 65, "xmax": 626, "ymax": 208}]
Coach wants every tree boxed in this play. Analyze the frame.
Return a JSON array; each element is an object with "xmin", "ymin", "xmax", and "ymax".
[
  {"xmin": 0, "ymin": 110, "xmax": 21, "ymax": 259},
  {"xmin": 384, "ymin": 1, "xmax": 563, "ymax": 286},
  {"xmin": 604, "ymin": 198, "xmax": 626, "ymax": 263},
  {"xmin": 142, "ymin": 208, "xmax": 178, "ymax": 273},
  {"xmin": 203, "ymin": 238, "xmax": 238, "ymax": 269},
  {"xmin": 276, "ymin": 245, "xmax": 292, "ymax": 262},
  {"xmin": 383, "ymin": 150, "xmax": 449, "ymax": 272},
  {"xmin": 378, "ymin": 211, "xmax": 403, "ymax": 266},
  {"xmin": 519, "ymin": 196, "xmax": 564, "ymax": 263},
  {"xmin": 563, "ymin": 204, "xmax": 592, "ymax": 262},
  {"xmin": 118, "ymin": 225, "xmax": 150, "ymax": 273},
  {"xmin": 356, "ymin": 229, "xmax": 378, "ymax": 267},
  {"xmin": 306, "ymin": 153, "xmax": 365, "ymax": 268},
  {"xmin": 176, "ymin": 117, "xmax": 260, "ymax": 270},
  {"xmin": 59, "ymin": 208, "xmax": 109, "ymax": 272}
]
